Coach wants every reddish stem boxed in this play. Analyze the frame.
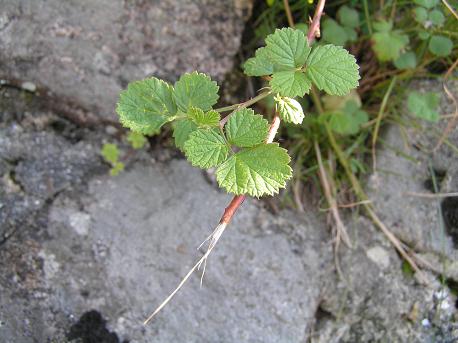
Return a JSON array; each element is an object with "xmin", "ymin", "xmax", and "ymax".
[{"xmin": 307, "ymin": 0, "xmax": 326, "ymax": 44}]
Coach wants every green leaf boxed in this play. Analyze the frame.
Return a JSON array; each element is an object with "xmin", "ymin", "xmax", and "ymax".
[
  {"xmin": 419, "ymin": 31, "xmax": 430, "ymax": 40},
  {"xmin": 110, "ymin": 162, "xmax": 125, "ymax": 176},
  {"xmin": 184, "ymin": 129, "xmax": 229, "ymax": 168},
  {"xmin": 243, "ymin": 47, "xmax": 275, "ymax": 76},
  {"xmin": 225, "ymin": 108, "xmax": 269, "ymax": 147},
  {"xmin": 322, "ymin": 19, "xmax": 349, "ymax": 46},
  {"xmin": 428, "ymin": 35, "xmax": 453, "ymax": 56},
  {"xmin": 407, "ymin": 91, "xmax": 440, "ymax": 122},
  {"xmin": 127, "ymin": 131, "xmax": 147, "ymax": 149},
  {"xmin": 305, "ymin": 45, "xmax": 360, "ymax": 96},
  {"xmin": 344, "ymin": 27, "xmax": 358, "ymax": 42},
  {"xmin": 393, "ymin": 52, "xmax": 417, "ymax": 70},
  {"xmin": 337, "ymin": 5, "xmax": 360, "ymax": 29},
  {"xmin": 188, "ymin": 107, "xmax": 220, "ymax": 127},
  {"xmin": 173, "ymin": 72, "xmax": 219, "ymax": 112},
  {"xmin": 173, "ymin": 119, "xmax": 197, "ymax": 150},
  {"xmin": 216, "ymin": 143, "xmax": 292, "ymax": 197},
  {"xmin": 429, "ymin": 9, "xmax": 445, "ymax": 26},
  {"xmin": 373, "ymin": 20, "xmax": 393, "ymax": 32},
  {"xmin": 116, "ymin": 77, "xmax": 176, "ymax": 134},
  {"xmin": 265, "ymin": 28, "xmax": 311, "ymax": 69},
  {"xmin": 274, "ymin": 95, "xmax": 305, "ymax": 124},
  {"xmin": 414, "ymin": 7, "xmax": 428, "ymax": 23},
  {"xmin": 270, "ymin": 70, "xmax": 311, "ymax": 97},
  {"xmin": 328, "ymin": 101, "xmax": 368, "ymax": 135},
  {"xmin": 101, "ymin": 143, "xmax": 120, "ymax": 164},
  {"xmin": 414, "ymin": 0, "xmax": 439, "ymax": 8},
  {"xmin": 372, "ymin": 30, "xmax": 409, "ymax": 61}
]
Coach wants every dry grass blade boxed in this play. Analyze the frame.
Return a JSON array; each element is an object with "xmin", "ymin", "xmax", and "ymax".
[{"xmin": 314, "ymin": 140, "xmax": 352, "ymax": 248}]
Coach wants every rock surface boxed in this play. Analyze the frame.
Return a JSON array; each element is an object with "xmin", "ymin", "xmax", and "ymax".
[{"xmin": 0, "ymin": 0, "xmax": 252, "ymax": 119}]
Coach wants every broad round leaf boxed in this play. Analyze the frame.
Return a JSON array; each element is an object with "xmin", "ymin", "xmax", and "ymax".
[
  {"xmin": 173, "ymin": 72, "xmax": 219, "ymax": 112},
  {"xmin": 322, "ymin": 19, "xmax": 349, "ymax": 46},
  {"xmin": 116, "ymin": 77, "xmax": 176, "ymax": 134},
  {"xmin": 337, "ymin": 5, "xmax": 360, "ymax": 29},
  {"xmin": 407, "ymin": 91, "xmax": 440, "ymax": 122},
  {"xmin": 428, "ymin": 35, "xmax": 453, "ymax": 56},
  {"xmin": 216, "ymin": 143, "xmax": 292, "ymax": 197},
  {"xmin": 305, "ymin": 45, "xmax": 360, "ymax": 96},
  {"xmin": 414, "ymin": 0, "xmax": 439, "ymax": 9},
  {"xmin": 372, "ymin": 31, "xmax": 409, "ymax": 61},
  {"xmin": 429, "ymin": 9, "xmax": 445, "ymax": 26},
  {"xmin": 394, "ymin": 52, "xmax": 417, "ymax": 70},
  {"xmin": 414, "ymin": 7, "xmax": 428, "ymax": 23},
  {"xmin": 184, "ymin": 129, "xmax": 229, "ymax": 168},
  {"xmin": 225, "ymin": 108, "xmax": 269, "ymax": 147}
]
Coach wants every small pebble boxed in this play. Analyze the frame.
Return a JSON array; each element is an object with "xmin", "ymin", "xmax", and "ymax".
[{"xmin": 21, "ymin": 81, "xmax": 37, "ymax": 92}]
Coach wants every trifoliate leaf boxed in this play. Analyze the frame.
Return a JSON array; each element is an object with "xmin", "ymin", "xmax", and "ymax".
[
  {"xmin": 372, "ymin": 30, "xmax": 409, "ymax": 61},
  {"xmin": 173, "ymin": 72, "xmax": 219, "ymax": 112},
  {"xmin": 337, "ymin": 5, "xmax": 360, "ymax": 29},
  {"xmin": 265, "ymin": 28, "xmax": 311, "ymax": 69},
  {"xmin": 305, "ymin": 45, "xmax": 360, "ymax": 96},
  {"xmin": 225, "ymin": 108, "xmax": 269, "ymax": 147},
  {"xmin": 414, "ymin": 7, "xmax": 428, "ymax": 23},
  {"xmin": 243, "ymin": 47, "xmax": 275, "ymax": 77},
  {"xmin": 429, "ymin": 9, "xmax": 445, "ymax": 26},
  {"xmin": 270, "ymin": 70, "xmax": 311, "ymax": 97},
  {"xmin": 328, "ymin": 101, "xmax": 369, "ymax": 135},
  {"xmin": 216, "ymin": 143, "xmax": 292, "ymax": 197},
  {"xmin": 322, "ymin": 19, "xmax": 349, "ymax": 46},
  {"xmin": 394, "ymin": 52, "xmax": 417, "ymax": 70},
  {"xmin": 116, "ymin": 77, "xmax": 176, "ymax": 134},
  {"xmin": 407, "ymin": 91, "xmax": 440, "ymax": 122},
  {"xmin": 274, "ymin": 95, "xmax": 305, "ymax": 124},
  {"xmin": 188, "ymin": 107, "xmax": 220, "ymax": 127},
  {"xmin": 428, "ymin": 35, "xmax": 453, "ymax": 56},
  {"xmin": 127, "ymin": 131, "xmax": 147, "ymax": 149},
  {"xmin": 101, "ymin": 143, "xmax": 120, "ymax": 164},
  {"xmin": 414, "ymin": 0, "xmax": 439, "ymax": 8},
  {"xmin": 173, "ymin": 119, "xmax": 197, "ymax": 150},
  {"xmin": 184, "ymin": 129, "xmax": 229, "ymax": 168}
]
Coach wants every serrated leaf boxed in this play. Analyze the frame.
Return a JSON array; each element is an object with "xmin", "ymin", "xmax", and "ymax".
[
  {"xmin": 414, "ymin": 7, "xmax": 428, "ymax": 23},
  {"xmin": 305, "ymin": 45, "xmax": 360, "ymax": 96},
  {"xmin": 372, "ymin": 30, "xmax": 409, "ymax": 61},
  {"xmin": 101, "ymin": 143, "xmax": 120, "ymax": 164},
  {"xmin": 275, "ymin": 95, "xmax": 305, "ymax": 124},
  {"xmin": 127, "ymin": 131, "xmax": 147, "ymax": 149},
  {"xmin": 265, "ymin": 28, "xmax": 311, "ymax": 69},
  {"xmin": 225, "ymin": 108, "xmax": 269, "ymax": 147},
  {"xmin": 428, "ymin": 35, "xmax": 453, "ymax": 56},
  {"xmin": 270, "ymin": 70, "xmax": 311, "ymax": 97},
  {"xmin": 173, "ymin": 119, "xmax": 197, "ymax": 150},
  {"xmin": 328, "ymin": 101, "xmax": 369, "ymax": 135},
  {"xmin": 116, "ymin": 77, "xmax": 176, "ymax": 134},
  {"xmin": 173, "ymin": 72, "xmax": 219, "ymax": 112},
  {"xmin": 414, "ymin": 0, "xmax": 439, "ymax": 8},
  {"xmin": 243, "ymin": 47, "xmax": 275, "ymax": 76},
  {"xmin": 337, "ymin": 5, "xmax": 360, "ymax": 29},
  {"xmin": 429, "ymin": 9, "xmax": 445, "ymax": 26},
  {"xmin": 394, "ymin": 52, "xmax": 417, "ymax": 70},
  {"xmin": 407, "ymin": 91, "xmax": 440, "ymax": 122},
  {"xmin": 188, "ymin": 107, "xmax": 220, "ymax": 127},
  {"xmin": 216, "ymin": 143, "xmax": 292, "ymax": 197},
  {"xmin": 184, "ymin": 129, "xmax": 229, "ymax": 168},
  {"xmin": 322, "ymin": 19, "xmax": 349, "ymax": 46}
]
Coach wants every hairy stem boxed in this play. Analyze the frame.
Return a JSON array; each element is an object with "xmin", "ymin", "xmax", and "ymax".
[
  {"xmin": 307, "ymin": 0, "xmax": 326, "ymax": 43},
  {"xmin": 215, "ymin": 90, "xmax": 272, "ymax": 115}
]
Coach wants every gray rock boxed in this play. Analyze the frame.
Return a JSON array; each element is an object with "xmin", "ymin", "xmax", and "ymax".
[
  {"xmin": 367, "ymin": 80, "xmax": 458, "ymax": 258},
  {"xmin": 1, "ymin": 160, "xmax": 330, "ymax": 342},
  {"xmin": 0, "ymin": 0, "xmax": 252, "ymax": 119}
]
